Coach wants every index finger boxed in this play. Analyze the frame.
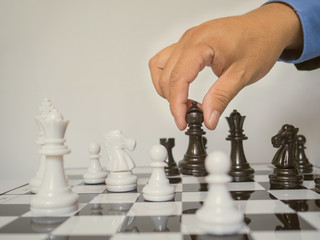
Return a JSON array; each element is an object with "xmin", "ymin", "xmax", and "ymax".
[{"xmin": 169, "ymin": 45, "xmax": 214, "ymax": 130}]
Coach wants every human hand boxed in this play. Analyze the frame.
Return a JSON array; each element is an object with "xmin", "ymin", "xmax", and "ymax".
[{"xmin": 149, "ymin": 3, "xmax": 302, "ymax": 130}]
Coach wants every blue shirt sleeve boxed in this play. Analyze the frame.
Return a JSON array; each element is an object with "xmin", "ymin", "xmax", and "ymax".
[{"xmin": 265, "ymin": 0, "xmax": 320, "ymax": 65}]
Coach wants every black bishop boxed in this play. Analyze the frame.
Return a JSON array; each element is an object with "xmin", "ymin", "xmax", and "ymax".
[{"xmin": 178, "ymin": 101, "xmax": 207, "ymax": 176}]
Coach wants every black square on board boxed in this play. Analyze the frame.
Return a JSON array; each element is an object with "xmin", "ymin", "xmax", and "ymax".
[
  {"xmin": 78, "ymin": 203, "xmax": 133, "ymax": 216},
  {"xmin": 282, "ymin": 199, "xmax": 320, "ymax": 212},
  {"xmin": 119, "ymin": 215, "xmax": 180, "ymax": 232},
  {"xmin": 0, "ymin": 217, "xmax": 67, "ymax": 233},
  {"xmin": 245, "ymin": 213, "xmax": 315, "ymax": 231},
  {"xmin": 0, "ymin": 204, "xmax": 30, "ymax": 216}
]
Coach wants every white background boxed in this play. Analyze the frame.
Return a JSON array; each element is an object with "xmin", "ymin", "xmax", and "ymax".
[{"xmin": 1, "ymin": 0, "xmax": 320, "ymax": 180}]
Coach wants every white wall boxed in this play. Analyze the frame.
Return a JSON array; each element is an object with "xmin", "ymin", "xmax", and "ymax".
[{"xmin": 1, "ymin": 0, "xmax": 319, "ymax": 181}]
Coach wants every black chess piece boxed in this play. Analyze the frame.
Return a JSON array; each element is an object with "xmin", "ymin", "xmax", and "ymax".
[
  {"xmin": 295, "ymin": 134, "xmax": 313, "ymax": 173},
  {"xmin": 269, "ymin": 124, "xmax": 303, "ymax": 189},
  {"xmin": 202, "ymin": 137, "xmax": 207, "ymax": 149},
  {"xmin": 230, "ymin": 191, "xmax": 254, "ymax": 200},
  {"xmin": 178, "ymin": 101, "xmax": 207, "ymax": 176},
  {"xmin": 315, "ymin": 176, "xmax": 320, "ymax": 193},
  {"xmin": 225, "ymin": 110, "xmax": 254, "ymax": 182},
  {"xmin": 160, "ymin": 138, "xmax": 180, "ymax": 176}
]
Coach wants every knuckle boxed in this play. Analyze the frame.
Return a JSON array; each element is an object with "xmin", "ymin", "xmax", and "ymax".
[{"xmin": 148, "ymin": 56, "xmax": 158, "ymax": 69}]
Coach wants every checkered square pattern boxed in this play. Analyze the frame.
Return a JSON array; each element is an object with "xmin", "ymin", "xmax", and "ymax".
[{"xmin": 0, "ymin": 164, "xmax": 319, "ymax": 240}]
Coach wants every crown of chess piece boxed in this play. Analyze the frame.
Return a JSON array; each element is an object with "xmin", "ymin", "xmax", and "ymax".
[
  {"xmin": 160, "ymin": 138, "xmax": 180, "ymax": 176},
  {"xmin": 178, "ymin": 101, "xmax": 207, "ymax": 176},
  {"xmin": 226, "ymin": 110, "xmax": 254, "ymax": 182},
  {"xmin": 269, "ymin": 124, "xmax": 303, "ymax": 189},
  {"xmin": 295, "ymin": 134, "xmax": 313, "ymax": 173},
  {"xmin": 30, "ymin": 109, "xmax": 79, "ymax": 216}
]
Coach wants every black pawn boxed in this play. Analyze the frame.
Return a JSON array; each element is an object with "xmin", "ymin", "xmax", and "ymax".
[
  {"xmin": 178, "ymin": 101, "xmax": 207, "ymax": 176},
  {"xmin": 225, "ymin": 110, "xmax": 254, "ymax": 182},
  {"xmin": 269, "ymin": 124, "xmax": 303, "ymax": 189},
  {"xmin": 295, "ymin": 134, "xmax": 313, "ymax": 173},
  {"xmin": 160, "ymin": 138, "xmax": 180, "ymax": 176}
]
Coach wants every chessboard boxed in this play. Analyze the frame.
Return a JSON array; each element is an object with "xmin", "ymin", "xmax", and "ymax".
[{"xmin": 0, "ymin": 164, "xmax": 320, "ymax": 240}]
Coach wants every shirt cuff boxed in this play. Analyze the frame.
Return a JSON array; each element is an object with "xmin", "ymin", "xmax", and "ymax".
[{"xmin": 264, "ymin": 0, "xmax": 320, "ymax": 64}]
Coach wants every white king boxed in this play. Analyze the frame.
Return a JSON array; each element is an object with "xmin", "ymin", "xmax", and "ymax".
[{"xmin": 30, "ymin": 108, "xmax": 79, "ymax": 216}]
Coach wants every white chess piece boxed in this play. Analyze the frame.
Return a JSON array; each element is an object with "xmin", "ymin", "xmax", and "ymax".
[
  {"xmin": 83, "ymin": 143, "xmax": 107, "ymax": 184},
  {"xmin": 105, "ymin": 130, "xmax": 137, "ymax": 192},
  {"xmin": 30, "ymin": 109, "xmax": 79, "ymax": 216},
  {"xmin": 196, "ymin": 151, "xmax": 244, "ymax": 235},
  {"xmin": 142, "ymin": 144, "xmax": 175, "ymax": 201},
  {"xmin": 29, "ymin": 98, "xmax": 54, "ymax": 193}
]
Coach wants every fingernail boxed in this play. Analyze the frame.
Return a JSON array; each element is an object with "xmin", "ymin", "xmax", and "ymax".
[{"xmin": 208, "ymin": 111, "xmax": 221, "ymax": 130}]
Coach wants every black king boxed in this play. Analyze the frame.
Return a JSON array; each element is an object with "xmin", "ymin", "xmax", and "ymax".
[{"xmin": 178, "ymin": 102, "xmax": 207, "ymax": 176}]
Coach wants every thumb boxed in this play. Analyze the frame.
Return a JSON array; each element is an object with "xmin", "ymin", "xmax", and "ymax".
[{"xmin": 202, "ymin": 68, "xmax": 247, "ymax": 130}]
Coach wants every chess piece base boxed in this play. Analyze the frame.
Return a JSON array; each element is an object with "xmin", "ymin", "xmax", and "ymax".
[
  {"xmin": 31, "ymin": 204, "xmax": 78, "ymax": 216},
  {"xmin": 178, "ymin": 159, "xmax": 207, "ymax": 176},
  {"xmin": 106, "ymin": 171, "xmax": 137, "ymax": 192},
  {"xmin": 165, "ymin": 165, "xmax": 180, "ymax": 176},
  {"xmin": 83, "ymin": 171, "xmax": 108, "ymax": 184},
  {"xmin": 269, "ymin": 167, "xmax": 303, "ymax": 189},
  {"xmin": 297, "ymin": 163, "xmax": 313, "ymax": 174},
  {"xmin": 30, "ymin": 189, "xmax": 79, "ymax": 216},
  {"xmin": 197, "ymin": 221, "xmax": 243, "ymax": 235},
  {"xmin": 143, "ymin": 193, "xmax": 174, "ymax": 202},
  {"xmin": 230, "ymin": 165, "xmax": 255, "ymax": 182}
]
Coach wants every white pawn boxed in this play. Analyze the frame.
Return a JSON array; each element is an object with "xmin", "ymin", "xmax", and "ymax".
[
  {"xmin": 142, "ymin": 144, "xmax": 174, "ymax": 201},
  {"xmin": 196, "ymin": 151, "xmax": 244, "ymax": 235},
  {"xmin": 83, "ymin": 143, "xmax": 107, "ymax": 184}
]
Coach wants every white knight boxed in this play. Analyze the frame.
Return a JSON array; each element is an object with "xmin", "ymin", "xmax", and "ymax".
[{"xmin": 104, "ymin": 130, "xmax": 137, "ymax": 192}]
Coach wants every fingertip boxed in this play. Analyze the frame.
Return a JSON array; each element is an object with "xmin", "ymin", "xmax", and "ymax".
[
  {"xmin": 205, "ymin": 110, "xmax": 221, "ymax": 130},
  {"xmin": 170, "ymin": 102, "xmax": 188, "ymax": 131},
  {"xmin": 174, "ymin": 117, "xmax": 187, "ymax": 131}
]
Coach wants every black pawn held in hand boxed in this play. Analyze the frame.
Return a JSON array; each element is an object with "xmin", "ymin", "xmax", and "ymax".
[
  {"xmin": 295, "ymin": 134, "xmax": 313, "ymax": 173},
  {"xmin": 160, "ymin": 138, "xmax": 180, "ymax": 176},
  {"xmin": 269, "ymin": 124, "xmax": 303, "ymax": 189},
  {"xmin": 178, "ymin": 102, "xmax": 207, "ymax": 176},
  {"xmin": 226, "ymin": 110, "xmax": 254, "ymax": 182}
]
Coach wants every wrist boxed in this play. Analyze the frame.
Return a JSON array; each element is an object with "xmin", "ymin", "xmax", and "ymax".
[{"xmin": 246, "ymin": 2, "xmax": 303, "ymax": 52}]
